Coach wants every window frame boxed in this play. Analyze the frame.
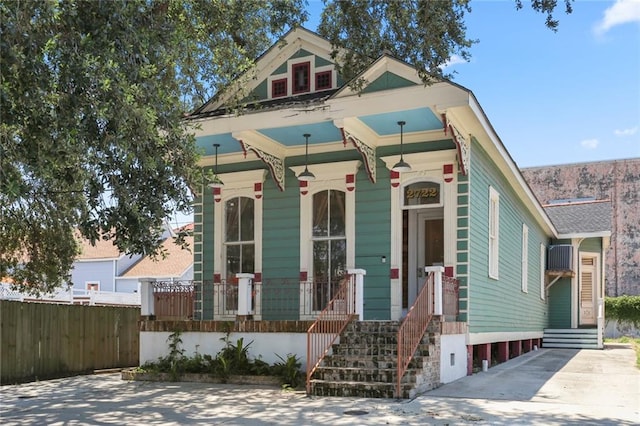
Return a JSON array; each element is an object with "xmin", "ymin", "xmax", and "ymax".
[
  {"xmin": 223, "ymin": 196, "xmax": 256, "ymax": 282},
  {"xmin": 521, "ymin": 223, "xmax": 529, "ymax": 293},
  {"xmin": 315, "ymin": 70, "xmax": 332, "ymax": 90},
  {"xmin": 271, "ymin": 78, "xmax": 287, "ymax": 98},
  {"xmin": 488, "ymin": 186, "xmax": 500, "ymax": 279},
  {"xmin": 292, "ymin": 61, "xmax": 311, "ymax": 94}
]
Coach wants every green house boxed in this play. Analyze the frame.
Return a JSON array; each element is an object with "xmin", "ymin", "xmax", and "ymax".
[{"xmin": 140, "ymin": 28, "xmax": 609, "ymax": 398}]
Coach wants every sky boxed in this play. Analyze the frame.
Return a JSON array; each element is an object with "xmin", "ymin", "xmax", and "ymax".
[{"xmin": 305, "ymin": 0, "xmax": 640, "ymax": 168}]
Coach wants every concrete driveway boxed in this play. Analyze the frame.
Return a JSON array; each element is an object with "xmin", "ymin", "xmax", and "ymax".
[{"xmin": 1, "ymin": 345, "xmax": 638, "ymax": 425}]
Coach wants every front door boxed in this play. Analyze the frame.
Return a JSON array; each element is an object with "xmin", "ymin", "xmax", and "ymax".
[
  {"xmin": 404, "ymin": 209, "xmax": 444, "ymax": 311},
  {"xmin": 579, "ymin": 255, "xmax": 597, "ymax": 326}
]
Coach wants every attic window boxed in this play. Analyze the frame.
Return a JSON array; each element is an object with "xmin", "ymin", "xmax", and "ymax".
[
  {"xmin": 316, "ymin": 70, "xmax": 332, "ymax": 90},
  {"xmin": 272, "ymin": 78, "xmax": 287, "ymax": 98},
  {"xmin": 292, "ymin": 62, "xmax": 310, "ymax": 94}
]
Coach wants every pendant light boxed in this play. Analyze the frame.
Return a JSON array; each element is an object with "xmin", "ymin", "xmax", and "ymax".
[
  {"xmin": 297, "ymin": 133, "xmax": 316, "ymax": 181},
  {"xmin": 208, "ymin": 143, "xmax": 224, "ymax": 188},
  {"xmin": 392, "ymin": 120, "xmax": 411, "ymax": 172}
]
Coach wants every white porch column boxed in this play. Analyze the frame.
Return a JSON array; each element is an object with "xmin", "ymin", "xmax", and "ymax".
[
  {"xmin": 347, "ymin": 269, "xmax": 366, "ymax": 321},
  {"xmin": 139, "ymin": 278, "xmax": 156, "ymax": 316},
  {"xmin": 425, "ymin": 266, "xmax": 445, "ymax": 315},
  {"xmin": 236, "ymin": 273, "xmax": 255, "ymax": 316},
  {"xmin": 597, "ymin": 298, "xmax": 604, "ymax": 349}
]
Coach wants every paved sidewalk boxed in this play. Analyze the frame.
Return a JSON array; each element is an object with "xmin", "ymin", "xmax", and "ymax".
[{"xmin": 1, "ymin": 345, "xmax": 638, "ymax": 425}]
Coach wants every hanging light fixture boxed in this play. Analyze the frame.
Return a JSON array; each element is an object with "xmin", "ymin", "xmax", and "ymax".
[
  {"xmin": 208, "ymin": 143, "xmax": 224, "ymax": 188},
  {"xmin": 297, "ymin": 133, "xmax": 316, "ymax": 181},
  {"xmin": 392, "ymin": 120, "xmax": 411, "ymax": 172}
]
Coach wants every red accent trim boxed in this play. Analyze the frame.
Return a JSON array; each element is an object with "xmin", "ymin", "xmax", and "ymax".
[
  {"xmin": 299, "ymin": 180, "xmax": 308, "ymax": 195},
  {"xmin": 443, "ymin": 163, "xmax": 454, "ymax": 183},
  {"xmin": 300, "ymin": 271, "xmax": 308, "ymax": 281},
  {"xmin": 315, "ymin": 70, "xmax": 332, "ymax": 90},
  {"xmin": 213, "ymin": 187, "xmax": 221, "ymax": 203},
  {"xmin": 390, "ymin": 170, "xmax": 400, "ymax": 188},
  {"xmin": 445, "ymin": 266, "xmax": 454, "ymax": 277},
  {"xmin": 390, "ymin": 268, "xmax": 399, "ymax": 279},
  {"xmin": 449, "ymin": 124, "xmax": 468, "ymax": 176},
  {"xmin": 442, "ymin": 113, "xmax": 447, "ymax": 134},
  {"xmin": 271, "ymin": 78, "xmax": 287, "ymax": 98},
  {"xmin": 254, "ymin": 272, "xmax": 262, "ymax": 283},
  {"xmin": 292, "ymin": 62, "xmax": 310, "ymax": 94},
  {"xmin": 346, "ymin": 173, "xmax": 355, "ymax": 192},
  {"xmin": 254, "ymin": 182, "xmax": 262, "ymax": 199},
  {"xmin": 214, "ymin": 273, "xmax": 221, "ymax": 283}
]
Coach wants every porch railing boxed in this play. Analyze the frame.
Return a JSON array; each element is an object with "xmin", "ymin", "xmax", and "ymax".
[
  {"xmin": 396, "ymin": 270, "xmax": 435, "ymax": 398},
  {"xmin": 306, "ymin": 273, "xmax": 357, "ymax": 395},
  {"xmin": 152, "ymin": 281, "xmax": 194, "ymax": 319}
]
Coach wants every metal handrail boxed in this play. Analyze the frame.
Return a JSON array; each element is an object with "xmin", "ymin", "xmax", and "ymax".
[
  {"xmin": 396, "ymin": 271, "xmax": 435, "ymax": 398},
  {"xmin": 305, "ymin": 273, "xmax": 356, "ymax": 394}
]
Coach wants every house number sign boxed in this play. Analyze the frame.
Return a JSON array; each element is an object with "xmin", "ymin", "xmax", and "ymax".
[{"xmin": 403, "ymin": 181, "xmax": 440, "ymax": 206}]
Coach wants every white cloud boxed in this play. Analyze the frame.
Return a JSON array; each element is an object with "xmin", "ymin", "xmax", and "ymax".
[
  {"xmin": 580, "ymin": 139, "xmax": 600, "ymax": 149},
  {"xmin": 594, "ymin": 0, "xmax": 640, "ymax": 36},
  {"xmin": 440, "ymin": 54, "xmax": 467, "ymax": 70},
  {"xmin": 614, "ymin": 126, "xmax": 639, "ymax": 136}
]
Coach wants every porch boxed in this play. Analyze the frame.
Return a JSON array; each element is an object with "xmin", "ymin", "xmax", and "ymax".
[{"xmin": 138, "ymin": 268, "xmax": 465, "ymax": 398}]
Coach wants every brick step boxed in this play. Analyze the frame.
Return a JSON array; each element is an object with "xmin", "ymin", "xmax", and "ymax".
[
  {"xmin": 313, "ymin": 366, "xmax": 406, "ymax": 383},
  {"xmin": 310, "ymin": 379, "xmax": 411, "ymax": 399},
  {"xmin": 331, "ymin": 344, "xmax": 431, "ymax": 357},
  {"xmin": 322, "ymin": 354, "xmax": 427, "ymax": 369}
]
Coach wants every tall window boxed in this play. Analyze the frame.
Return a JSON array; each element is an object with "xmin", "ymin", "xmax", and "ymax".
[
  {"xmin": 292, "ymin": 62, "xmax": 310, "ymax": 94},
  {"xmin": 312, "ymin": 190, "xmax": 346, "ymax": 310},
  {"xmin": 224, "ymin": 197, "xmax": 255, "ymax": 281},
  {"xmin": 521, "ymin": 224, "xmax": 529, "ymax": 293},
  {"xmin": 488, "ymin": 186, "xmax": 500, "ymax": 279}
]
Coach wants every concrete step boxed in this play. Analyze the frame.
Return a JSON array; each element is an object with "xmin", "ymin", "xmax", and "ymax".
[
  {"xmin": 543, "ymin": 342, "xmax": 599, "ymax": 349},
  {"xmin": 324, "ymin": 354, "xmax": 427, "ymax": 369},
  {"xmin": 543, "ymin": 337, "xmax": 597, "ymax": 344}
]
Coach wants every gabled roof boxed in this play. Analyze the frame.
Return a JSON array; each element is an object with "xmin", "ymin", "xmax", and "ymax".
[
  {"xmin": 543, "ymin": 200, "xmax": 612, "ymax": 237},
  {"xmin": 119, "ymin": 231, "xmax": 193, "ymax": 279},
  {"xmin": 76, "ymin": 235, "xmax": 123, "ymax": 261}
]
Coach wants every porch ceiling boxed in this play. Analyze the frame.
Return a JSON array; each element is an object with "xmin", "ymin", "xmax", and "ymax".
[{"xmin": 196, "ymin": 106, "xmax": 445, "ymax": 158}]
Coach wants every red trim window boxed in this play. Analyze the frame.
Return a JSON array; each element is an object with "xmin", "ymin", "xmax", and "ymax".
[
  {"xmin": 292, "ymin": 62, "xmax": 310, "ymax": 94},
  {"xmin": 315, "ymin": 70, "xmax": 332, "ymax": 90},
  {"xmin": 271, "ymin": 78, "xmax": 287, "ymax": 98}
]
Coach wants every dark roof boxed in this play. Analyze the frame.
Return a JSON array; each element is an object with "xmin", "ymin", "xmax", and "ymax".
[{"xmin": 543, "ymin": 200, "xmax": 611, "ymax": 235}]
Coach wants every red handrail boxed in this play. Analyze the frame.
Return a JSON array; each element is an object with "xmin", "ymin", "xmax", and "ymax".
[
  {"xmin": 306, "ymin": 274, "xmax": 356, "ymax": 394},
  {"xmin": 396, "ymin": 271, "xmax": 434, "ymax": 398}
]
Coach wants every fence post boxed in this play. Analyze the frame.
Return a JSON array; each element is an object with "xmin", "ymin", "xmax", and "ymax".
[
  {"xmin": 139, "ymin": 278, "xmax": 156, "ymax": 316},
  {"xmin": 236, "ymin": 273, "xmax": 255, "ymax": 316},
  {"xmin": 425, "ymin": 266, "xmax": 444, "ymax": 315},
  {"xmin": 347, "ymin": 269, "xmax": 366, "ymax": 321}
]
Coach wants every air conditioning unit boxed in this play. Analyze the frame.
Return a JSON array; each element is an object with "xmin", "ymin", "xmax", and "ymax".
[{"xmin": 547, "ymin": 245, "xmax": 573, "ymax": 271}]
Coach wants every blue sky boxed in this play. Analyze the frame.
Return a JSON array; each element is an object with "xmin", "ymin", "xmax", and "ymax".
[{"xmin": 306, "ymin": 0, "xmax": 640, "ymax": 168}]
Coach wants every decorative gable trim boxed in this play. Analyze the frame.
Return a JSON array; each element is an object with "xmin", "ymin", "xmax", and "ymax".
[{"xmin": 233, "ymin": 130, "xmax": 286, "ymax": 191}]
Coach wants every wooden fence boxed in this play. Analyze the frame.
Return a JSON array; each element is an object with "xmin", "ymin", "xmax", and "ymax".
[{"xmin": 1, "ymin": 300, "xmax": 140, "ymax": 384}]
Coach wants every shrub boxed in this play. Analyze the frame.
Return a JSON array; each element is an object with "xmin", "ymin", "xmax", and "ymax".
[{"xmin": 606, "ymin": 296, "xmax": 640, "ymax": 327}]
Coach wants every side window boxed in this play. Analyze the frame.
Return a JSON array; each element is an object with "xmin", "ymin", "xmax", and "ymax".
[
  {"xmin": 224, "ymin": 196, "xmax": 255, "ymax": 281},
  {"xmin": 488, "ymin": 186, "xmax": 500, "ymax": 279},
  {"xmin": 521, "ymin": 224, "xmax": 529, "ymax": 293},
  {"xmin": 312, "ymin": 190, "xmax": 346, "ymax": 310}
]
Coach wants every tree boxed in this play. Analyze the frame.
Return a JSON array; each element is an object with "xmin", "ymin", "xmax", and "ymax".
[
  {"xmin": 1, "ymin": 0, "xmax": 306, "ymax": 294},
  {"xmin": 0, "ymin": 0, "xmax": 572, "ymax": 294}
]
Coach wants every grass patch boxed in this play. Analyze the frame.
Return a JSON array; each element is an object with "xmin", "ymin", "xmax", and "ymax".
[{"xmin": 605, "ymin": 337, "xmax": 640, "ymax": 369}]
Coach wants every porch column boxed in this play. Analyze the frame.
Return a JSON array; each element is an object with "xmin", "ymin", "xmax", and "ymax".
[
  {"xmin": 425, "ymin": 266, "xmax": 445, "ymax": 315},
  {"xmin": 347, "ymin": 269, "xmax": 366, "ymax": 321},
  {"xmin": 139, "ymin": 278, "xmax": 156, "ymax": 317},
  {"xmin": 478, "ymin": 343, "xmax": 491, "ymax": 369},
  {"xmin": 597, "ymin": 298, "xmax": 604, "ymax": 349},
  {"xmin": 236, "ymin": 273, "xmax": 255, "ymax": 316}
]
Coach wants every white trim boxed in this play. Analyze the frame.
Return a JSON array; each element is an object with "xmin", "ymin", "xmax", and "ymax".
[
  {"xmin": 557, "ymin": 231, "xmax": 612, "ymax": 239},
  {"xmin": 85, "ymin": 281, "xmax": 100, "ymax": 291},
  {"xmin": 540, "ymin": 243, "xmax": 546, "ymax": 300},
  {"xmin": 521, "ymin": 224, "xmax": 529, "ymax": 293},
  {"xmin": 381, "ymin": 151, "xmax": 458, "ymax": 320},
  {"xmin": 468, "ymin": 331, "xmax": 543, "ymax": 345},
  {"xmin": 488, "ymin": 186, "xmax": 500, "ymax": 280}
]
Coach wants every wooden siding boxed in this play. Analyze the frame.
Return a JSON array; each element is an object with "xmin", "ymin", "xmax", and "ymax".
[
  {"xmin": 262, "ymin": 171, "xmax": 302, "ymax": 320},
  {"xmin": 355, "ymin": 160, "xmax": 392, "ymax": 320},
  {"xmin": 580, "ymin": 238, "xmax": 602, "ymax": 253},
  {"xmin": 548, "ymin": 279, "xmax": 572, "ymax": 328},
  {"xmin": 468, "ymin": 140, "xmax": 549, "ymax": 334},
  {"xmin": 456, "ymin": 175, "xmax": 470, "ymax": 321}
]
